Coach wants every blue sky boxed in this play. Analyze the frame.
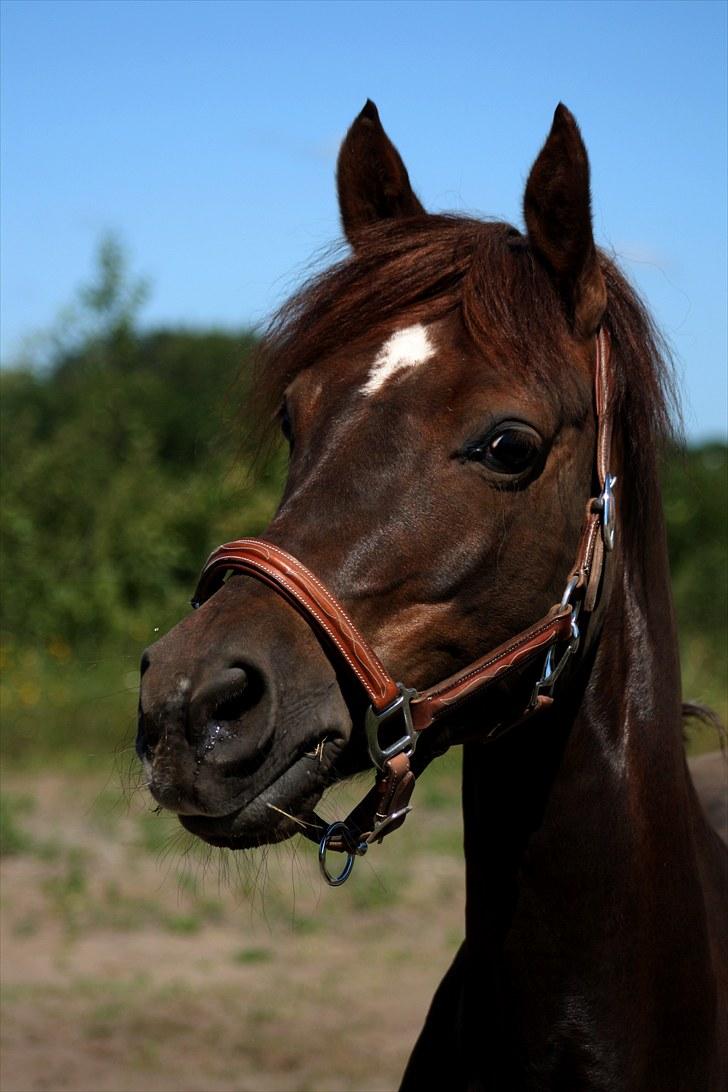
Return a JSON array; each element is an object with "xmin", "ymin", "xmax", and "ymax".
[{"xmin": 2, "ymin": 0, "xmax": 726, "ymax": 439}]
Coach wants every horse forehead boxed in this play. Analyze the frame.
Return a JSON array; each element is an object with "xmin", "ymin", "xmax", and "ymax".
[{"xmin": 360, "ymin": 323, "xmax": 437, "ymax": 396}]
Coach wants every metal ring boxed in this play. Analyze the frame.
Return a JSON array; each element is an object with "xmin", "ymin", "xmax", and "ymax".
[
  {"xmin": 559, "ymin": 576, "xmax": 580, "ymax": 610},
  {"xmin": 533, "ymin": 611, "xmax": 581, "ymax": 701},
  {"xmin": 318, "ymin": 821, "xmax": 358, "ymax": 887}
]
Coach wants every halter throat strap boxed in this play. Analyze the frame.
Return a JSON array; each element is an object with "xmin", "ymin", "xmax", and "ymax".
[{"xmin": 191, "ymin": 329, "xmax": 616, "ymax": 881}]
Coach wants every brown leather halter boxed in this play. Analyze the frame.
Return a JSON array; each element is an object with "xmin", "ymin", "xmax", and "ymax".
[{"xmin": 192, "ymin": 329, "xmax": 616, "ymax": 884}]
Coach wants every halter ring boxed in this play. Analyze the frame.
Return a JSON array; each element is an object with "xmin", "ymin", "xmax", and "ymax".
[{"xmin": 318, "ymin": 821, "xmax": 368, "ymax": 887}]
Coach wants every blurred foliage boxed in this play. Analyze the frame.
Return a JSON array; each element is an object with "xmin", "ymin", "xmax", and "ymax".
[
  {"xmin": 1, "ymin": 238, "xmax": 281, "ymax": 654},
  {"xmin": 663, "ymin": 442, "xmax": 727, "ymax": 641},
  {"xmin": 663, "ymin": 440, "xmax": 727, "ymax": 746},
  {"xmin": 0, "ymin": 240, "xmax": 725, "ymax": 766}
]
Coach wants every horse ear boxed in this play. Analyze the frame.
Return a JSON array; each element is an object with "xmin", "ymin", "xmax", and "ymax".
[
  {"xmin": 524, "ymin": 104, "xmax": 606, "ymax": 338},
  {"xmin": 337, "ymin": 100, "xmax": 426, "ymax": 245}
]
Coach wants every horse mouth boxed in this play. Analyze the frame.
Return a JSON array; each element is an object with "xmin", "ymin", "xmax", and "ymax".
[{"xmin": 177, "ymin": 741, "xmax": 341, "ymax": 849}]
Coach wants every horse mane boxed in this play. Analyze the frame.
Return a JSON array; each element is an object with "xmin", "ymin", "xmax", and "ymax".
[{"xmin": 252, "ymin": 214, "xmax": 680, "ymax": 575}]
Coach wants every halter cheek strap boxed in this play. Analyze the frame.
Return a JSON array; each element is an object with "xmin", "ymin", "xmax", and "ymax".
[{"xmin": 192, "ymin": 329, "xmax": 617, "ymax": 884}]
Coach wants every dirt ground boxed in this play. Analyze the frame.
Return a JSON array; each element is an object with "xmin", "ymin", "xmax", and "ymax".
[
  {"xmin": 1, "ymin": 766, "xmax": 465, "ymax": 1092},
  {"xmin": 2, "ymin": 752, "xmax": 724, "ymax": 1092}
]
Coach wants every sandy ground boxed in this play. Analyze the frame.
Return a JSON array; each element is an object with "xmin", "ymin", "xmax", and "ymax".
[
  {"xmin": 1, "ymin": 769, "xmax": 464, "ymax": 1092},
  {"xmin": 2, "ymin": 752, "xmax": 724, "ymax": 1092}
]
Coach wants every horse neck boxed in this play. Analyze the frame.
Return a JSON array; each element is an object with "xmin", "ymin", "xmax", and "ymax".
[
  {"xmin": 455, "ymin": 502, "xmax": 723, "ymax": 1091},
  {"xmin": 461, "ymin": 495, "xmax": 697, "ymax": 940}
]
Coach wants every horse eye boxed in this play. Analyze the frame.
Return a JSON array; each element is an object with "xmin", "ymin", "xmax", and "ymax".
[{"xmin": 468, "ymin": 425, "xmax": 541, "ymax": 475}]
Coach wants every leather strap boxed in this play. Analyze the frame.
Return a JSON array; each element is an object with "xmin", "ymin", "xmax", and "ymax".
[
  {"xmin": 319, "ymin": 752, "xmax": 416, "ymax": 849},
  {"xmin": 191, "ymin": 329, "xmax": 616, "ymax": 857},
  {"xmin": 193, "ymin": 538, "xmax": 400, "ymax": 712},
  {"xmin": 411, "ymin": 606, "xmax": 572, "ymax": 732},
  {"xmin": 570, "ymin": 328, "xmax": 614, "ymax": 607},
  {"xmin": 193, "ymin": 538, "xmax": 573, "ymax": 730}
]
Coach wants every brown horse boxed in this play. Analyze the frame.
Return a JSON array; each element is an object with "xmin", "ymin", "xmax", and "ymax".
[{"xmin": 138, "ymin": 102, "xmax": 727, "ymax": 1089}]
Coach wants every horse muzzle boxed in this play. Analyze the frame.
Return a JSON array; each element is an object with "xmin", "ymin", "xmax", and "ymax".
[{"xmin": 136, "ymin": 576, "xmax": 353, "ymax": 838}]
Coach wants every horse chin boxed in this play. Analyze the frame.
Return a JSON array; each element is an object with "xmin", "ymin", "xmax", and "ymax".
[{"xmin": 177, "ymin": 745, "xmax": 340, "ymax": 850}]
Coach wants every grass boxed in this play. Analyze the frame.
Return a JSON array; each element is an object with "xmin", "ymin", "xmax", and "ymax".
[
  {"xmin": 0, "ymin": 785, "xmax": 229, "ymax": 939},
  {"xmin": 233, "ymin": 946, "xmax": 274, "ymax": 964},
  {"xmin": 0, "ymin": 792, "xmax": 36, "ymax": 856},
  {"xmin": 0, "ymin": 792, "xmax": 64, "ymax": 860},
  {"xmin": 135, "ymin": 810, "xmax": 180, "ymax": 854},
  {"xmin": 0, "ymin": 640, "xmax": 142, "ymax": 771},
  {"xmin": 0, "ymin": 774, "xmax": 463, "ymax": 1088}
]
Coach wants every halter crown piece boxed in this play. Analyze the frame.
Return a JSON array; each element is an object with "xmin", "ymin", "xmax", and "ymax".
[{"xmin": 192, "ymin": 329, "xmax": 617, "ymax": 885}]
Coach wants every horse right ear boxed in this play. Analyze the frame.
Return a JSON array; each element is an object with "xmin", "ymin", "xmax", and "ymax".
[{"xmin": 336, "ymin": 100, "xmax": 426, "ymax": 245}]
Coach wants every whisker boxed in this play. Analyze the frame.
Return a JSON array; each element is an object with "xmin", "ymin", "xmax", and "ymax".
[{"xmin": 265, "ymin": 802, "xmax": 318, "ymax": 830}]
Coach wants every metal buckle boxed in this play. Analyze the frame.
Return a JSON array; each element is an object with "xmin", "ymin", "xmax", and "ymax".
[
  {"xmin": 531, "ymin": 577, "xmax": 581, "ymax": 704},
  {"xmin": 368, "ymin": 805, "xmax": 413, "ymax": 844},
  {"xmin": 365, "ymin": 683, "xmax": 419, "ymax": 771},
  {"xmin": 536, "ymin": 613, "xmax": 580, "ymax": 695},
  {"xmin": 597, "ymin": 473, "xmax": 617, "ymax": 552},
  {"xmin": 318, "ymin": 821, "xmax": 368, "ymax": 887}
]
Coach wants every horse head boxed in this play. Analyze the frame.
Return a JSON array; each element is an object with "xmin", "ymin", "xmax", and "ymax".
[{"xmin": 138, "ymin": 102, "xmax": 613, "ymax": 852}]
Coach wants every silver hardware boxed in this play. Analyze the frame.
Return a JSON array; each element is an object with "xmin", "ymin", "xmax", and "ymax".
[
  {"xmin": 318, "ymin": 821, "xmax": 368, "ymax": 887},
  {"xmin": 365, "ymin": 683, "xmax": 419, "ymax": 770},
  {"xmin": 559, "ymin": 575, "xmax": 581, "ymax": 613},
  {"xmin": 536, "ymin": 612, "xmax": 580, "ymax": 694},
  {"xmin": 597, "ymin": 473, "xmax": 617, "ymax": 552},
  {"xmin": 531, "ymin": 576, "xmax": 582, "ymax": 705},
  {"xmin": 368, "ymin": 805, "xmax": 413, "ymax": 844}
]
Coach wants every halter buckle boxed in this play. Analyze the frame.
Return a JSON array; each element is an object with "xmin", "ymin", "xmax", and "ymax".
[
  {"xmin": 369, "ymin": 804, "xmax": 413, "ymax": 844},
  {"xmin": 531, "ymin": 578, "xmax": 581, "ymax": 705},
  {"xmin": 535, "ymin": 613, "xmax": 580, "ymax": 696},
  {"xmin": 365, "ymin": 683, "xmax": 419, "ymax": 770},
  {"xmin": 596, "ymin": 473, "xmax": 617, "ymax": 552}
]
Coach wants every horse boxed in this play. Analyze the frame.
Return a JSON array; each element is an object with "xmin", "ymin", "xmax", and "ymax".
[{"xmin": 137, "ymin": 101, "xmax": 728, "ymax": 1090}]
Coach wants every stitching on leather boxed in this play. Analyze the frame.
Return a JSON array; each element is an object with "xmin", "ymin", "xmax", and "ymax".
[
  {"xmin": 204, "ymin": 551, "xmax": 393, "ymax": 704},
  {"xmin": 419, "ymin": 612, "xmax": 568, "ymax": 704},
  {"xmin": 422, "ymin": 656, "xmax": 537, "ymax": 719},
  {"xmin": 239, "ymin": 540, "xmax": 393, "ymax": 679}
]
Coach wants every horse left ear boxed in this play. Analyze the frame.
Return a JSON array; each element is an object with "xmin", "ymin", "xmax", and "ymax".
[
  {"xmin": 524, "ymin": 104, "xmax": 606, "ymax": 339},
  {"xmin": 337, "ymin": 100, "xmax": 426, "ymax": 245}
]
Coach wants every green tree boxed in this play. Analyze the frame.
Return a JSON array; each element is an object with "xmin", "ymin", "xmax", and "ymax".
[{"xmin": 1, "ymin": 239, "xmax": 275, "ymax": 653}]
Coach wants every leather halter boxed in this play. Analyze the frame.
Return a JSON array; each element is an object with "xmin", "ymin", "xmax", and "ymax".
[{"xmin": 192, "ymin": 329, "xmax": 616, "ymax": 884}]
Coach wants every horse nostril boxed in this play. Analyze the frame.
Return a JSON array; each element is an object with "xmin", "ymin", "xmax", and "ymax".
[
  {"xmin": 211, "ymin": 667, "xmax": 250, "ymax": 722},
  {"xmin": 188, "ymin": 664, "xmax": 269, "ymax": 765},
  {"xmin": 189, "ymin": 665, "xmax": 265, "ymax": 740},
  {"xmin": 140, "ymin": 649, "xmax": 151, "ymax": 677}
]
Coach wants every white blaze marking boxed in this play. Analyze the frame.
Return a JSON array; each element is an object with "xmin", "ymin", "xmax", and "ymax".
[{"xmin": 361, "ymin": 324, "xmax": 435, "ymax": 395}]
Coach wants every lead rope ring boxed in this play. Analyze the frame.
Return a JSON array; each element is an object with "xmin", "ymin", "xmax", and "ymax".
[{"xmin": 318, "ymin": 821, "xmax": 368, "ymax": 886}]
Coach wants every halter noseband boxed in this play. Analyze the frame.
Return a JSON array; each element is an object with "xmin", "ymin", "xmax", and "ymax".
[{"xmin": 192, "ymin": 329, "xmax": 616, "ymax": 885}]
